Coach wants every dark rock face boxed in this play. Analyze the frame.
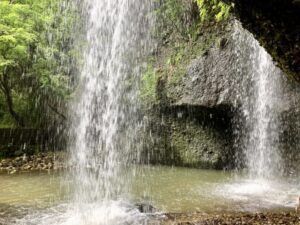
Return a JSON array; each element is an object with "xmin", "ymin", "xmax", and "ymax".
[
  {"xmin": 280, "ymin": 109, "xmax": 300, "ymax": 174},
  {"xmin": 176, "ymin": 23, "xmax": 300, "ymax": 171},
  {"xmin": 175, "ymin": 23, "xmax": 300, "ymax": 112},
  {"xmin": 145, "ymin": 20, "xmax": 300, "ymax": 170},
  {"xmin": 175, "ymin": 38, "xmax": 238, "ymax": 108},
  {"xmin": 144, "ymin": 106, "xmax": 234, "ymax": 169},
  {"xmin": 225, "ymin": 0, "xmax": 300, "ymax": 81}
]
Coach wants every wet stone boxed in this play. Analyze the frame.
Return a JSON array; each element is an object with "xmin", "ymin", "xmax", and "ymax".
[
  {"xmin": 160, "ymin": 212, "xmax": 300, "ymax": 225},
  {"xmin": 135, "ymin": 203, "xmax": 157, "ymax": 213},
  {"xmin": 0, "ymin": 152, "xmax": 66, "ymax": 173}
]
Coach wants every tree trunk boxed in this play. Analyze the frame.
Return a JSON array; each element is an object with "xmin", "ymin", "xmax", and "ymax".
[{"xmin": 0, "ymin": 74, "xmax": 25, "ymax": 127}]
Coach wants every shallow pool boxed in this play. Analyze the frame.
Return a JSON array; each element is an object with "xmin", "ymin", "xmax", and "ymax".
[{"xmin": 0, "ymin": 166, "xmax": 299, "ymax": 224}]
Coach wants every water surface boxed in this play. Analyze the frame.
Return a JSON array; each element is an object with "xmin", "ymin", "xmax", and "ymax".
[{"xmin": 0, "ymin": 166, "xmax": 299, "ymax": 224}]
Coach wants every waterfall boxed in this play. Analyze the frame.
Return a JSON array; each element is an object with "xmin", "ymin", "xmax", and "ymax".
[
  {"xmin": 233, "ymin": 21, "xmax": 284, "ymax": 179},
  {"xmin": 69, "ymin": 0, "xmax": 153, "ymax": 205}
]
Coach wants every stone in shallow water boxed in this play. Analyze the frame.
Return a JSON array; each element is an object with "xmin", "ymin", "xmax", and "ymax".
[{"xmin": 135, "ymin": 203, "xmax": 157, "ymax": 213}]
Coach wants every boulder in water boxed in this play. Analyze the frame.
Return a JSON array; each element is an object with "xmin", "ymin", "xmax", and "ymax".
[{"xmin": 135, "ymin": 203, "xmax": 157, "ymax": 213}]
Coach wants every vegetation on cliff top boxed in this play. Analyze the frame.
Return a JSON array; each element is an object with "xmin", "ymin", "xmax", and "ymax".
[
  {"xmin": 141, "ymin": 0, "xmax": 232, "ymax": 106},
  {"xmin": 196, "ymin": 0, "xmax": 231, "ymax": 22}
]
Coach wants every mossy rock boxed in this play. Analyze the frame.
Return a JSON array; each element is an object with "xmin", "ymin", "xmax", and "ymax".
[{"xmin": 169, "ymin": 119, "xmax": 229, "ymax": 169}]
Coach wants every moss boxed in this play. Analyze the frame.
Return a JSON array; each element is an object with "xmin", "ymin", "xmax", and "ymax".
[
  {"xmin": 215, "ymin": 2, "xmax": 231, "ymax": 22},
  {"xmin": 144, "ymin": 111, "xmax": 231, "ymax": 169},
  {"xmin": 195, "ymin": 0, "xmax": 232, "ymax": 23},
  {"xmin": 170, "ymin": 120, "xmax": 224, "ymax": 168},
  {"xmin": 140, "ymin": 65, "xmax": 159, "ymax": 105},
  {"xmin": 141, "ymin": 33, "xmax": 221, "ymax": 105},
  {"xmin": 138, "ymin": 0, "xmax": 233, "ymax": 107},
  {"xmin": 154, "ymin": 0, "xmax": 201, "ymax": 42},
  {"xmin": 0, "ymin": 114, "xmax": 17, "ymax": 128},
  {"xmin": 140, "ymin": 2, "xmax": 233, "ymax": 107},
  {"xmin": 159, "ymin": 20, "xmax": 230, "ymax": 102}
]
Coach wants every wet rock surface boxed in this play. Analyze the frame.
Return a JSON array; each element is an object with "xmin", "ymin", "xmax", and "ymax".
[
  {"xmin": 0, "ymin": 152, "xmax": 66, "ymax": 173},
  {"xmin": 161, "ymin": 212, "xmax": 300, "ymax": 225},
  {"xmin": 144, "ymin": 18, "xmax": 300, "ymax": 170},
  {"xmin": 225, "ymin": 0, "xmax": 300, "ymax": 82},
  {"xmin": 175, "ymin": 21, "xmax": 300, "ymax": 113},
  {"xmin": 135, "ymin": 203, "xmax": 158, "ymax": 213},
  {"xmin": 145, "ymin": 109, "xmax": 233, "ymax": 169}
]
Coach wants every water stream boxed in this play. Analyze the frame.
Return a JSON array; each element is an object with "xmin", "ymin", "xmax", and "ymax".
[
  {"xmin": 69, "ymin": 0, "xmax": 152, "ymax": 204},
  {"xmin": 62, "ymin": 0, "xmax": 153, "ymax": 223},
  {"xmin": 0, "ymin": 168, "xmax": 299, "ymax": 224},
  {"xmin": 233, "ymin": 21, "xmax": 284, "ymax": 179}
]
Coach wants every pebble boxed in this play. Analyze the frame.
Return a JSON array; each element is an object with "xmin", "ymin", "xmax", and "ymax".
[
  {"xmin": 0, "ymin": 152, "xmax": 66, "ymax": 173},
  {"xmin": 9, "ymin": 169, "xmax": 16, "ymax": 174},
  {"xmin": 162, "ymin": 212, "xmax": 300, "ymax": 225}
]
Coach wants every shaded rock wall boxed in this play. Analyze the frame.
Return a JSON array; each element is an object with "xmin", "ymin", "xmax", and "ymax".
[
  {"xmin": 225, "ymin": 0, "xmax": 300, "ymax": 81},
  {"xmin": 143, "ymin": 106, "xmax": 234, "ymax": 169},
  {"xmin": 143, "ymin": 19, "xmax": 300, "ymax": 170}
]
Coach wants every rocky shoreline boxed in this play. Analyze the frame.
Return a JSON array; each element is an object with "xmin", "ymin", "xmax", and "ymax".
[
  {"xmin": 160, "ymin": 212, "xmax": 300, "ymax": 225},
  {"xmin": 0, "ymin": 152, "xmax": 67, "ymax": 174}
]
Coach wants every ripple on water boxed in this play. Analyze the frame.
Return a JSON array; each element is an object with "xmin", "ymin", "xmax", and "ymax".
[
  {"xmin": 1, "ymin": 168, "xmax": 300, "ymax": 224},
  {"xmin": 9, "ymin": 201, "xmax": 163, "ymax": 225},
  {"xmin": 215, "ymin": 178, "xmax": 300, "ymax": 212}
]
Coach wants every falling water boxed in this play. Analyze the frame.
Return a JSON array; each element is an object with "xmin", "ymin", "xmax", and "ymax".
[
  {"xmin": 233, "ymin": 21, "xmax": 283, "ymax": 179},
  {"xmin": 245, "ymin": 48, "xmax": 282, "ymax": 179},
  {"xmin": 68, "ymin": 0, "xmax": 153, "ymax": 208}
]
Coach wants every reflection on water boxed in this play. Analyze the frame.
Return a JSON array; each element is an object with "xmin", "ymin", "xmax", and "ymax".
[
  {"xmin": 0, "ymin": 166, "xmax": 299, "ymax": 224},
  {"xmin": 0, "ymin": 172, "xmax": 68, "ymax": 207}
]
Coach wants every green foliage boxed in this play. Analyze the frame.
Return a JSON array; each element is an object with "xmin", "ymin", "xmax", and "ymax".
[
  {"xmin": 154, "ymin": 0, "xmax": 231, "ymax": 42},
  {"xmin": 0, "ymin": 0, "xmax": 75, "ymax": 128},
  {"xmin": 140, "ymin": 0, "xmax": 233, "ymax": 108},
  {"xmin": 167, "ymin": 46, "xmax": 184, "ymax": 66},
  {"xmin": 140, "ymin": 65, "xmax": 159, "ymax": 105},
  {"xmin": 0, "ymin": 95, "xmax": 15, "ymax": 128},
  {"xmin": 154, "ymin": 0, "xmax": 200, "ymax": 41},
  {"xmin": 195, "ymin": 0, "xmax": 231, "ymax": 22},
  {"xmin": 0, "ymin": 1, "xmax": 37, "ymax": 69},
  {"xmin": 164, "ymin": 43, "xmax": 187, "ymax": 86},
  {"xmin": 0, "ymin": 144, "xmax": 38, "ymax": 158}
]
